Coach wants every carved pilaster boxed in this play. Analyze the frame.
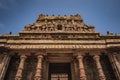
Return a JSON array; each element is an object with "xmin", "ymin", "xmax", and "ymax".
[
  {"xmin": 77, "ymin": 55, "xmax": 86, "ymax": 80},
  {"xmin": 0, "ymin": 54, "xmax": 7, "ymax": 74},
  {"xmin": 113, "ymin": 53, "xmax": 120, "ymax": 72},
  {"xmin": 34, "ymin": 55, "xmax": 43, "ymax": 80},
  {"xmin": 107, "ymin": 52, "xmax": 120, "ymax": 79},
  {"xmin": 111, "ymin": 53, "xmax": 120, "ymax": 79},
  {"xmin": 15, "ymin": 55, "xmax": 26, "ymax": 80},
  {"xmin": 0, "ymin": 54, "xmax": 11, "ymax": 80},
  {"xmin": 93, "ymin": 55, "xmax": 106, "ymax": 80}
]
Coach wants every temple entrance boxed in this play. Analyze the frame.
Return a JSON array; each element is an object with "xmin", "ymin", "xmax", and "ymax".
[{"xmin": 48, "ymin": 63, "xmax": 72, "ymax": 80}]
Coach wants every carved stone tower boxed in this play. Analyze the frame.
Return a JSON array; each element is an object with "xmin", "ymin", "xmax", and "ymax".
[{"xmin": 0, "ymin": 14, "xmax": 120, "ymax": 80}]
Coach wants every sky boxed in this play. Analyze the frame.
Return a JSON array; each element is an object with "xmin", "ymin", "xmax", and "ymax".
[{"xmin": 0, "ymin": 0, "xmax": 120, "ymax": 35}]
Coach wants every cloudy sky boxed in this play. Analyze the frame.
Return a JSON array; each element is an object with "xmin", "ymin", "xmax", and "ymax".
[{"xmin": 0, "ymin": 0, "xmax": 120, "ymax": 34}]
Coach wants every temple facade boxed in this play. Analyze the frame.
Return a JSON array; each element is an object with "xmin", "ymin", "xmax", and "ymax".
[{"xmin": 0, "ymin": 14, "xmax": 120, "ymax": 80}]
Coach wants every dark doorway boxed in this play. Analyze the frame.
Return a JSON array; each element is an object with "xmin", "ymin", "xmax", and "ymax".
[{"xmin": 48, "ymin": 63, "xmax": 72, "ymax": 80}]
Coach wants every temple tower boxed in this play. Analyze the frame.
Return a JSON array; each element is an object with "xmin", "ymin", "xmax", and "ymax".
[{"xmin": 0, "ymin": 14, "xmax": 120, "ymax": 80}]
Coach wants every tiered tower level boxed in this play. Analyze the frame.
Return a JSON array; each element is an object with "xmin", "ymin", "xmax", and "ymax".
[
  {"xmin": 20, "ymin": 14, "xmax": 99, "ymax": 39},
  {"xmin": 0, "ymin": 14, "xmax": 120, "ymax": 80}
]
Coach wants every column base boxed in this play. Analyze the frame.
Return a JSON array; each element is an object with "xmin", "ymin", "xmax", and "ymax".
[
  {"xmin": 34, "ymin": 77, "xmax": 41, "ymax": 80},
  {"xmin": 100, "ymin": 76, "xmax": 106, "ymax": 80},
  {"xmin": 15, "ymin": 77, "xmax": 22, "ymax": 80},
  {"xmin": 80, "ymin": 76, "xmax": 86, "ymax": 80}
]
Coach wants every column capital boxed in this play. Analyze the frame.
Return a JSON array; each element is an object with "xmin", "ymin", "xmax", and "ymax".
[
  {"xmin": 93, "ymin": 55, "xmax": 100, "ymax": 60},
  {"xmin": 20, "ymin": 54, "xmax": 27, "ymax": 59},
  {"xmin": 37, "ymin": 55, "xmax": 43, "ymax": 59},
  {"xmin": 77, "ymin": 55, "xmax": 83, "ymax": 59}
]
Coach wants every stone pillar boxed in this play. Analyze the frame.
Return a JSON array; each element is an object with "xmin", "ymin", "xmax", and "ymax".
[
  {"xmin": 0, "ymin": 54, "xmax": 11, "ymax": 80},
  {"xmin": 34, "ymin": 55, "xmax": 43, "ymax": 80},
  {"xmin": 108, "ymin": 53, "xmax": 120, "ymax": 79},
  {"xmin": 113, "ymin": 53, "xmax": 120, "ymax": 72},
  {"xmin": 93, "ymin": 55, "xmax": 106, "ymax": 80},
  {"xmin": 77, "ymin": 55, "xmax": 86, "ymax": 80},
  {"xmin": 0, "ymin": 54, "xmax": 7, "ymax": 74},
  {"xmin": 111, "ymin": 53, "xmax": 120, "ymax": 79},
  {"xmin": 15, "ymin": 55, "xmax": 26, "ymax": 80}
]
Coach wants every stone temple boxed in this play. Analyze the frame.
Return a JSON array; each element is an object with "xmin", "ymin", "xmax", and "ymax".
[{"xmin": 0, "ymin": 14, "xmax": 120, "ymax": 80}]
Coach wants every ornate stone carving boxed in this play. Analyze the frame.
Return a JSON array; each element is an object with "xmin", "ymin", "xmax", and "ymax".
[
  {"xmin": 77, "ymin": 55, "xmax": 86, "ymax": 80},
  {"xmin": 15, "ymin": 55, "xmax": 26, "ymax": 80},
  {"xmin": 0, "ymin": 14, "xmax": 120, "ymax": 80},
  {"xmin": 21, "ymin": 14, "xmax": 98, "ymax": 33},
  {"xmin": 19, "ymin": 14, "xmax": 101, "ymax": 39},
  {"xmin": 34, "ymin": 55, "xmax": 43, "ymax": 80}
]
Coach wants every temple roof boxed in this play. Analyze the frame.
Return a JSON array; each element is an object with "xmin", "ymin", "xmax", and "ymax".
[
  {"xmin": 20, "ymin": 14, "xmax": 98, "ymax": 34},
  {"xmin": 0, "ymin": 14, "xmax": 120, "ymax": 50}
]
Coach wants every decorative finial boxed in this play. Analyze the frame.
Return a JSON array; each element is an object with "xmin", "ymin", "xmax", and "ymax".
[
  {"xmin": 64, "ymin": 15, "xmax": 67, "ymax": 16},
  {"xmin": 107, "ymin": 31, "xmax": 110, "ymax": 34},
  {"xmin": 75, "ymin": 14, "xmax": 80, "ymax": 17},
  {"xmin": 9, "ymin": 32, "xmax": 12, "ymax": 35},
  {"xmin": 39, "ymin": 14, "xmax": 43, "ymax": 16}
]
